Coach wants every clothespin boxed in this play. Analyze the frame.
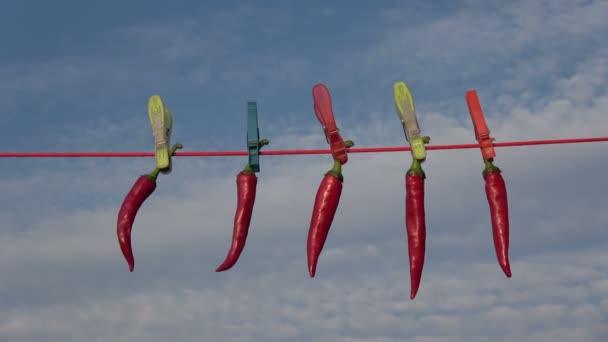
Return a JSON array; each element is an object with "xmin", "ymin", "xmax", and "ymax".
[
  {"xmin": 465, "ymin": 90, "xmax": 496, "ymax": 161},
  {"xmin": 393, "ymin": 81, "xmax": 429, "ymax": 161},
  {"xmin": 247, "ymin": 101, "xmax": 262, "ymax": 172},
  {"xmin": 148, "ymin": 95, "xmax": 174, "ymax": 173},
  {"xmin": 312, "ymin": 83, "xmax": 349, "ymax": 164}
]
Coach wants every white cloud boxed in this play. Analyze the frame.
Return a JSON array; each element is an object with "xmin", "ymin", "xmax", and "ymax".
[{"xmin": 0, "ymin": 249, "xmax": 605, "ymax": 341}]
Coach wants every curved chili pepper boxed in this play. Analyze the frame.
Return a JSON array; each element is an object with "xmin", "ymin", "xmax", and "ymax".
[
  {"xmin": 216, "ymin": 139, "xmax": 268, "ymax": 272},
  {"xmin": 307, "ymin": 159, "xmax": 343, "ymax": 277},
  {"xmin": 483, "ymin": 160, "xmax": 511, "ymax": 277},
  {"xmin": 117, "ymin": 143, "xmax": 182, "ymax": 272},
  {"xmin": 216, "ymin": 167, "xmax": 258, "ymax": 272},
  {"xmin": 406, "ymin": 159, "xmax": 426, "ymax": 299}
]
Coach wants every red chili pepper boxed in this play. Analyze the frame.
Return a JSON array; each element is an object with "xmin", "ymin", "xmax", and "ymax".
[
  {"xmin": 117, "ymin": 143, "xmax": 182, "ymax": 272},
  {"xmin": 406, "ymin": 159, "xmax": 426, "ymax": 299},
  {"xmin": 117, "ymin": 172, "xmax": 157, "ymax": 272},
  {"xmin": 483, "ymin": 160, "xmax": 512, "ymax": 277},
  {"xmin": 307, "ymin": 159, "xmax": 343, "ymax": 277},
  {"xmin": 216, "ymin": 167, "xmax": 258, "ymax": 272},
  {"xmin": 216, "ymin": 139, "xmax": 268, "ymax": 272}
]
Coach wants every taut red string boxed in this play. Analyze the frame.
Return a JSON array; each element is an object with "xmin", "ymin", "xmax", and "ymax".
[{"xmin": 0, "ymin": 137, "xmax": 606, "ymax": 158}]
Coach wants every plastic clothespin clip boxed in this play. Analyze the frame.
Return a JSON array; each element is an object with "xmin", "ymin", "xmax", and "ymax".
[
  {"xmin": 312, "ymin": 83, "xmax": 349, "ymax": 164},
  {"xmin": 247, "ymin": 101, "xmax": 262, "ymax": 172},
  {"xmin": 393, "ymin": 81, "xmax": 428, "ymax": 161},
  {"xmin": 147, "ymin": 95, "xmax": 174, "ymax": 173},
  {"xmin": 465, "ymin": 90, "xmax": 496, "ymax": 161}
]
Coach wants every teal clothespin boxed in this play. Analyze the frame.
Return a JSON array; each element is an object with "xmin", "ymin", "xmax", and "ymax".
[{"xmin": 246, "ymin": 101, "xmax": 269, "ymax": 172}]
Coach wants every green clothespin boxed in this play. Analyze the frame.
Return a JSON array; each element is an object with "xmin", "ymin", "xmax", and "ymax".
[
  {"xmin": 247, "ymin": 101, "xmax": 269, "ymax": 172},
  {"xmin": 148, "ymin": 95, "xmax": 174, "ymax": 173},
  {"xmin": 393, "ymin": 82, "xmax": 430, "ymax": 161}
]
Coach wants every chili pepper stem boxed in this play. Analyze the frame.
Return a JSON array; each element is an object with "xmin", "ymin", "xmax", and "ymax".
[
  {"xmin": 146, "ymin": 168, "xmax": 161, "ymax": 180},
  {"xmin": 483, "ymin": 159, "xmax": 501, "ymax": 176},
  {"xmin": 407, "ymin": 158, "xmax": 426, "ymax": 178},
  {"xmin": 326, "ymin": 159, "xmax": 343, "ymax": 181}
]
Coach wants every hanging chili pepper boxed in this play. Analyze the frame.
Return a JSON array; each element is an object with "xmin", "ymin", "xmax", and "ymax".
[
  {"xmin": 465, "ymin": 89, "xmax": 512, "ymax": 277},
  {"xmin": 307, "ymin": 158, "xmax": 344, "ymax": 278},
  {"xmin": 306, "ymin": 140, "xmax": 354, "ymax": 277},
  {"xmin": 216, "ymin": 139, "xmax": 269, "ymax": 272},
  {"xmin": 393, "ymin": 81, "xmax": 431, "ymax": 300},
  {"xmin": 117, "ymin": 143, "xmax": 182, "ymax": 272},
  {"xmin": 307, "ymin": 83, "xmax": 353, "ymax": 277},
  {"xmin": 406, "ymin": 157, "xmax": 427, "ymax": 299},
  {"xmin": 483, "ymin": 159, "xmax": 512, "ymax": 277}
]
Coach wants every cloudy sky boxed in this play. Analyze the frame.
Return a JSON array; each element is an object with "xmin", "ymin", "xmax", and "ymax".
[{"xmin": 1, "ymin": 0, "xmax": 607, "ymax": 341}]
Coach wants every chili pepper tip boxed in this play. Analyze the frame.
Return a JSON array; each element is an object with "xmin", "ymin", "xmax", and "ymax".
[
  {"xmin": 215, "ymin": 262, "xmax": 231, "ymax": 272},
  {"xmin": 308, "ymin": 265, "xmax": 316, "ymax": 278},
  {"xmin": 409, "ymin": 274, "xmax": 422, "ymax": 300}
]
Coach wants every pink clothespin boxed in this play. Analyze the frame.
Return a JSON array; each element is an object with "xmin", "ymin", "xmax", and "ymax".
[
  {"xmin": 466, "ymin": 90, "xmax": 496, "ymax": 161},
  {"xmin": 312, "ymin": 84, "xmax": 349, "ymax": 164}
]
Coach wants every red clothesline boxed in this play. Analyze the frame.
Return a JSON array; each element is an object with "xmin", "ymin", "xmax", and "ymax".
[{"xmin": 0, "ymin": 137, "xmax": 606, "ymax": 158}]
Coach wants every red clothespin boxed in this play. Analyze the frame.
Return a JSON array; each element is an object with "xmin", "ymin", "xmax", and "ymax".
[
  {"xmin": 312, "ymin": 83, "xmax": 348, "ymax": 164},
  {"xmin": 466, "ymin": 90, "xmax": 496, "ymax": 161}
]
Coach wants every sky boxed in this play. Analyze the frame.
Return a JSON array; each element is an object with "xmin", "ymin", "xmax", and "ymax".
[{"xmin": 0, "ymin": 0, "xmax": 607, "ymax": 341}]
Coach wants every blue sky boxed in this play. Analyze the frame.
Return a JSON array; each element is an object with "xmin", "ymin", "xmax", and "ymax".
[{"xmin": 1, "ymin": 1, "xmax": 607, "ymax": 341}]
